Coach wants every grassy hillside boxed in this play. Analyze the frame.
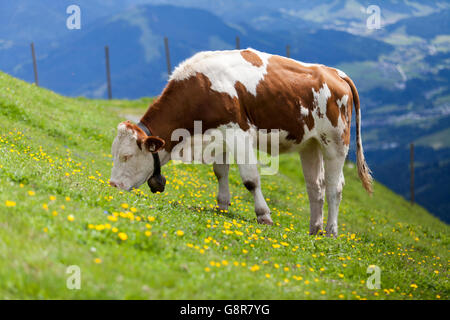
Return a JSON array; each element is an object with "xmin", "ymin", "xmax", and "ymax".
[{"xmin": 0, "ymin": 71, "xmax": 448, "ymax": 299}]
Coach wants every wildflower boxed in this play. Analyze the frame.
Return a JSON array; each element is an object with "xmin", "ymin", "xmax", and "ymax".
[
  {"xmin": 121, "ymin": 203, "xmax": 129, "ymax": 209},
  {"xmin": 67, "ymin": 215, "xmax": 75, "ymax": 222},
  {"xmin": 145, "ymin": 231, "xmax": 152, "ymax": 237},
  {"xmin": 5, "ymin": 200, "xmax": 16, "ymax": 207},
  {"xmin": 49, "ymin": 195, "xmax": 56, "ymax": 201},
  {"xmin": 410, "ymin": 284, "xmax": 418, "ymax": 289},
  {"xmin": 118, "ymin": 232, "xmax": 128, "ymax": 241},
  {"xmin": 204, "ymin": 267, "xmax": 210, "ymax": 272},
  {"xmin": 94, "ymin": 258, "xmax": 102, "ymax": 264},
  {"xmin": 250, "ymin": 265, "xmax": 260, "ymax": 272},
  {"xmin": 65, "ymin": 197, "xmax": 71, "ymax": 201},
  {"xmin": 28, "ymin": 191, "xmax": 35, "ymax": 196},
  {"xmin": 176, "ymin": 230, "xmax": 184, "ymax": 236}
]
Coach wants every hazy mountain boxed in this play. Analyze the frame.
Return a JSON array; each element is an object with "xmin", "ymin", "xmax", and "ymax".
[{"xmin": 0, "ymin": 4, "xmax": 392, "ymax": 98}]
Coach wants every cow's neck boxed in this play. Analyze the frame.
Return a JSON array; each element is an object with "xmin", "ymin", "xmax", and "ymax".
[{"xmin": 140, "ymin": 96, "xmax": 177, "ymax": 165}]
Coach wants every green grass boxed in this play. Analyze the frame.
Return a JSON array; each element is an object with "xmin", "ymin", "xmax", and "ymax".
[{"xmin": 0, "ymin": 71, "xmax": 448, "ymax": 300}]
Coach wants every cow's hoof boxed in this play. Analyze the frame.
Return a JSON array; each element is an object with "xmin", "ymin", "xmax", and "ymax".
[
  {"xmin": 216, "ymin": 204, "xmax": 229, "ymax": 212},
  {"xmin": 325, "ymin": 225, "xmax": 338, "ymax": 238},
  {"xmin": 257, "ymin": 214, "xmax": 273, "ymax": 226},
  {"xmin": 309, "ymin": 224, "xmax": 323, "ymax": 236}
]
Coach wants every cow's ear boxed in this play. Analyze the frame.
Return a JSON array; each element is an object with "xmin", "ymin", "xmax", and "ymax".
[{"xmin": 144, "ymin": 136, "xmax": 165, "ymax": 153}]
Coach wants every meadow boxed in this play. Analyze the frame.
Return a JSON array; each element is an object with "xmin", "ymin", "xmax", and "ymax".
[{"xmin": 0, "ymin": 71, "xmax": 448, "ymax": 299}]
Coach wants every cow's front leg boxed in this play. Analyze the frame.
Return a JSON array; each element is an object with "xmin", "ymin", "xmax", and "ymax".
[
  {"xmin": 238, "ymin": 163, "xmax": 273, "ymax": 225},
  {"xmin": 213, "ymin": 162, "xmax": 230, "ymax": 211}
]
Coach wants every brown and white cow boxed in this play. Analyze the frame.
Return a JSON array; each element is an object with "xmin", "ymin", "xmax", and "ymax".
[{"xmin": 109, "ymin": 48, "xmax": 372, "ymax": 236}]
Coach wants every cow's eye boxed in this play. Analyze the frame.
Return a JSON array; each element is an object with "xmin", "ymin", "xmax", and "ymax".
[{"xmin": 120, "ymin": 155, "xmax": 132, "ymax": 162}]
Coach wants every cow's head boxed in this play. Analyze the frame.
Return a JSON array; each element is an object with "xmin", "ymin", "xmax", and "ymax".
[{"xmin": 110, "ymin": 121, "xmax": 165, "ymax": 192}]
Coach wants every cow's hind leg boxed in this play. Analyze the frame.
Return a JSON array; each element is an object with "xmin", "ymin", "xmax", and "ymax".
[
  {"xmin": 213, "ymin": 162, "xmax": 230, "ymax": 211},
  {"xmin": 300, "ymin": 140, "xmax": 325, "ymax": 235},
  {"xmin": 323, "ymin": 154, "xmax": 346, "ymax": 237},
  {"xmin": 238, "ymin": 163, "xmax": 273, "ymax": 225}
]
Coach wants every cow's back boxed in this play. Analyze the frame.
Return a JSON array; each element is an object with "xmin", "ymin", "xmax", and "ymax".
[{"xmin": 163, "ymin": 48, "xmax": 353, "ymax": 150}]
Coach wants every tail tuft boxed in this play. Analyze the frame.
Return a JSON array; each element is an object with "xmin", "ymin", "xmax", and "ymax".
[{"xmin": 357, "ymin": 143, "xmax": 373, "ymax": 194}]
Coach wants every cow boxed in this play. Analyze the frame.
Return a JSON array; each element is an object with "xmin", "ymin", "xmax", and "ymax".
[{"xmin": 109, "ymin": 48, "xmax": 372, "ymax": 237}]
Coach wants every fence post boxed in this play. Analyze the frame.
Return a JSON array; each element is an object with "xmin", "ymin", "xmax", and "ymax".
[
  {"xmin": 164, "ymin": 37, "xmax": 172, "ymax": 77},
  {"xmin": 30, "ymin": 42, "xmax": 39, "ymax": 86},
  {"xmin": 286, "ymin": 45, "xmax": 291, "ymax": 58},
  {"xmin": 104, "ymin": 45, "xmax": 112, "ymax": 100},
  {"xmin": 410, "ymin": 143, "xmax": 415, "ymax": 205},
  {"xmin": 236, "ymin": 36, "xmax": 240, "ymax": 50}
]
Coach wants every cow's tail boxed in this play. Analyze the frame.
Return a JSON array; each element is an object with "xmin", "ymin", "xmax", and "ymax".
[{"xmin": 343, "ymin": 76, "xmax": 373, "ymax": 195}]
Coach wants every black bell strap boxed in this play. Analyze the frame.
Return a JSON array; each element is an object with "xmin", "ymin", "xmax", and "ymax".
[{"xmin": 137, "ymin": 121, "xmax": 162, "ymax": 177}]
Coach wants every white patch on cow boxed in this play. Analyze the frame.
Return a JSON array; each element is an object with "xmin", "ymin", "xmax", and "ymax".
[
  {"xmin": 297, "ymin": 61, "xmax": 320, "ymax": 68},
  {"xmin": 300, "ymin": 104, "xmax": 310, "ymax": 117},
  {"xmin": 312, "ymin": 83, "xmax": 331, "ymax": 116},
  {"xmin": 170, "ymin": 48, "xmax": 271, "ymax": 98},
  {"xmin": 336, "ymin": 94, "xmax": 349, "ymax": 121},
  {"xmin": 336, "ymin": 68, "xmax": 348, "ymax": 78}
]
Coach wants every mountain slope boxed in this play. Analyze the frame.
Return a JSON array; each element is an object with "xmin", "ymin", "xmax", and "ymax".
[{"xmin": 0, "ymin": 72, "xmax": 448, "ymax": 299}]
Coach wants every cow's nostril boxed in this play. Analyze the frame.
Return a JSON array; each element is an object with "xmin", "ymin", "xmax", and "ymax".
[{"xmin": 109, "ymin": 181, "xmax": 117, "ymax": 188}]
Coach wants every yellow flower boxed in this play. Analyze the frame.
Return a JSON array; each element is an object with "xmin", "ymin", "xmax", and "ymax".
[
  {"xmin": 339, "ymin": 294, "xmax": 344, "ymax": 299},
  {"xmin": 204, "ymin": 267, "xmax": 210, "ymax": 272},
  {"xmin": 49, "ymin": 195, "xmax": 56, "ymax": 201},
  {"xmin": 43, "ymin": 227, "xmax": 48, "ymax": 233},
  {"xmin": 5, "ymin": 200, "xmax": 16, "ymax": 207},
  {"xmin": 250, "ymin": 265, "xmax": 260, "ymax": 272},
  {"xmin": 65, "ymin": 196, "xmax": 71, "ymax": 201},
  {"xmin": 112, "ymin": 227, "xmax": 118, "ymax": 233},
  {"xmin": 145, "ymin": 231, "xmax": 152, "ymax": 237},
  {"xmin": 118, "ymin": 232, "xmax": 128, "ymax": 241},
  {"xmin": 52, "ymin": 210, "xmax": 58, "ymax": 216},
  {"xmin": 42, "ymin": 203, "xmax": 48, "ymax": 210},
  {"xmin": 176, "ymin": 230, "xmax": 184, "ymax": 236},
  {"xmin": 94, "ymin": 258, "xmax": 102, "ymax": 264},
  {"xmin": 320, "ymin": 290, "xmax": 326, "ymax": 295},
  {"xmin": 28, "ymin": 190, "xmax": 35, "ymax": 196},
  {"xmin": 67, "ymin": 214, "xmax": 75, "ymax": 222},
  {"xmin": 410, "ymin": 284, "xmax": 418, "ymax": 289},
  {"xmin": 265, "ymin": 274, "xmax": 271, "ymax": 278},
  {"xmin": 121, "ymin": 203, "xmax": 129, "ymax": 209},
  {"xmin": 242, "ymin": 249, "xmax": 248, "ymax": 254},
  {"xmin": 130, "ymin": 207, "xmax": 137, "ymax": 213}
]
